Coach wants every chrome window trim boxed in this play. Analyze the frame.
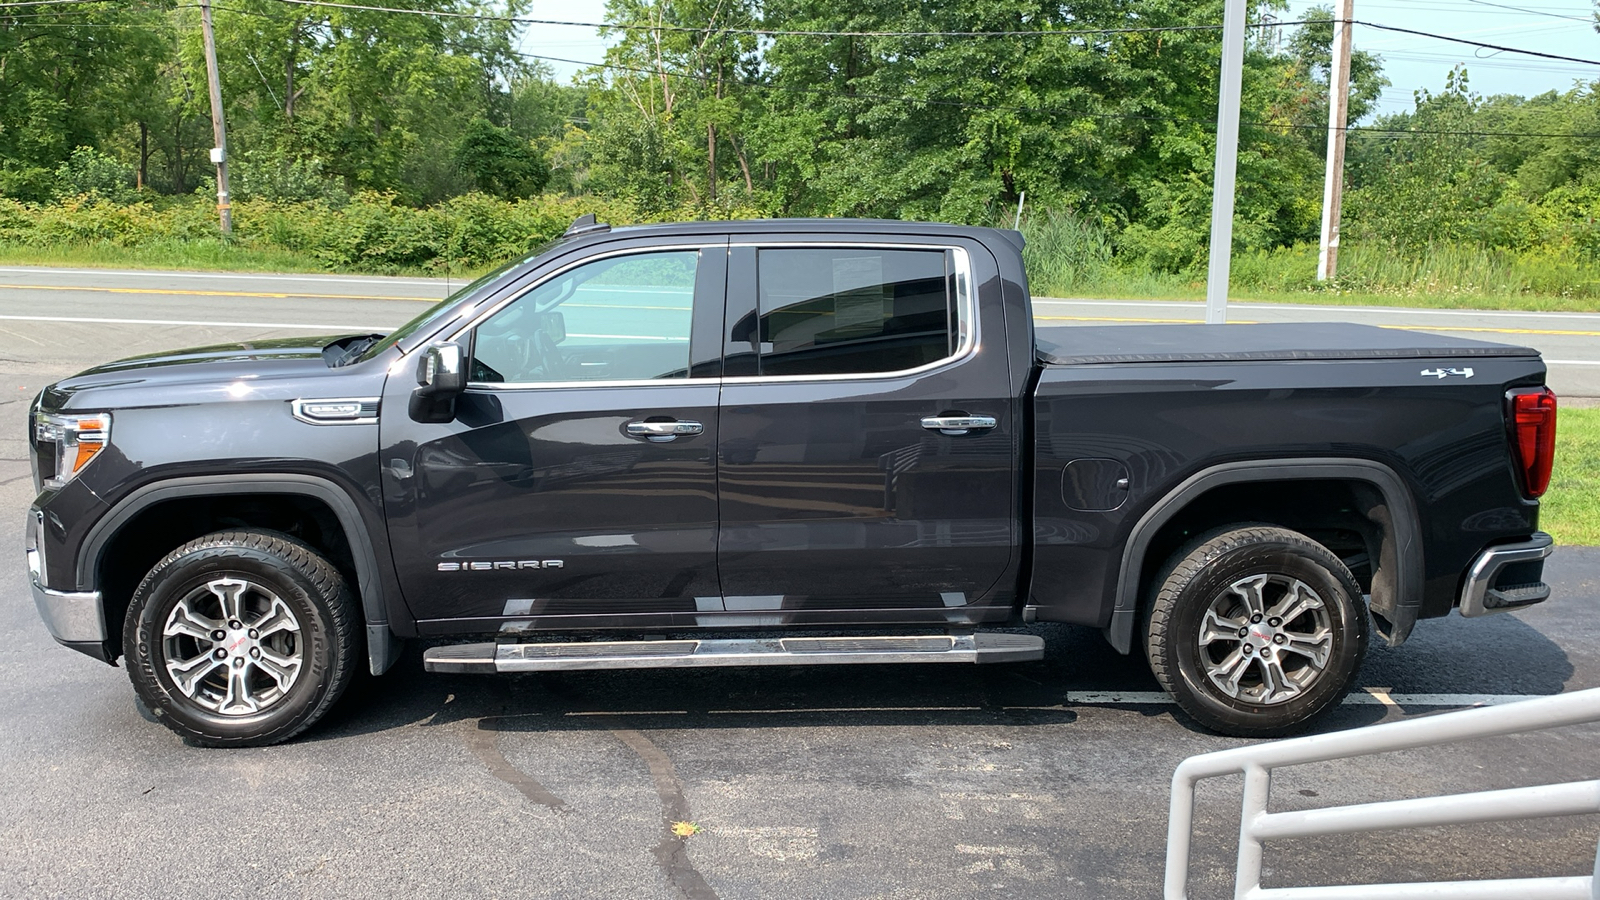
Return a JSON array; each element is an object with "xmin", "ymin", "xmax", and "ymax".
[
  {"xmin": 438, "ymin": 239, "xmax": 974, "ymax": 391},
  {"xmin": 290, "ymin": 397, "xmax": 381, "ymax": 426},
  {"xmin": 467, "ymin": 377, "xmax": 720, "ymax": 393},
  {"xmin": 451, "ymin": 243, "xmax": 709, "ymax": 390},
  {"xmin": 723, "ymin": 242, "xmax": 975, "ymax": 386}
]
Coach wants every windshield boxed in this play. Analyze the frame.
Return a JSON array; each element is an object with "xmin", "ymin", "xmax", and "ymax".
[{"xmin": 356, "ymin": 237, "xmax": 570, "ymax": 363}]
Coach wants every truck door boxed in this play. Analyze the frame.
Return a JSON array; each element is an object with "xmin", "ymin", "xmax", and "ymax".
[
  {"xmin": 713, "ymin": 237, "xmax": 1022, "ymax": 625},
  {"xmin": 380, "ymin": 239, "xmax": 728, "ymax": 629}
]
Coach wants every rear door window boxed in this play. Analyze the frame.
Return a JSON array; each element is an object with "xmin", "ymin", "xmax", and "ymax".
[{"xmin": 754, "ymin": 248, "xmax": 955, "ymax": 377}]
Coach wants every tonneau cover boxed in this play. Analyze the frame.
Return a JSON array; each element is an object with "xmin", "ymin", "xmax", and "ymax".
[{"xmin": 1035, "ymin": 322, "xmax": 1537, "ymax": 366}]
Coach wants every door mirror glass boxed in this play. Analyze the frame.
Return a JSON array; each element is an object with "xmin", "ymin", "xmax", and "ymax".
[
  {"xmin": 416, "ymin": 341, "xmax": 466, "ymax": 395},
  {"xmin": 410, "ymin": 341, "xmax": 466, "ymax": 423}
]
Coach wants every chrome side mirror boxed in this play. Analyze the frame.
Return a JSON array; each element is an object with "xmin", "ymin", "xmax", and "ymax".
[
  {"xmin": 416, "ymin": 342, "xmax": 465, "ymax": 395},
  {"xmin": 409, "ymin": 341, "xmax": 465, "ymax": 422}
]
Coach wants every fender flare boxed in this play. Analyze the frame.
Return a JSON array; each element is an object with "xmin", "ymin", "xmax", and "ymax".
[
  {"xmin": 1104, "ymin": 458, "xmax": 1423, "ymax": 654},
  {"xmin": 79, "ymin": 474, "xmax": 402, "ymax": 675}
]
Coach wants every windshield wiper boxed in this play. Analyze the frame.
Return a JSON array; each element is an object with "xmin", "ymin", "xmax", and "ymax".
[{"xmin": 324, "ymin": 333, "xmax": 386, "ymax": 368}]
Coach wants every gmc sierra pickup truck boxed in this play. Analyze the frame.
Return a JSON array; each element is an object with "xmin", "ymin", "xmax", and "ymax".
[{"xmin": 27, "ymin": 217, "xmax": 1558, "ymax": 747}]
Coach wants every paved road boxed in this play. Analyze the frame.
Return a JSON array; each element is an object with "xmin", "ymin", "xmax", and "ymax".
[
  {"xmin": 0, "ymin": 266, "xmax": 1596, "ymax": 396},
  {"xmin": 0, "ymin": 266, "xmax": 1597, "ymax": 898}
]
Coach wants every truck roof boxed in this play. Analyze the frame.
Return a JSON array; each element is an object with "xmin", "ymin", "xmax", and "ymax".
[
  {"xmin": 1035, "ymin": 322, "xmax": 1538, "ymax": 366},
  {"xmin": 593, "ymin": 217, "xmax": 1024, "ymax": 249}
]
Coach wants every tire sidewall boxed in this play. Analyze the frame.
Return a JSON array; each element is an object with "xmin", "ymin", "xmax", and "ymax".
[
  {"xmin": 1163, "ymin": 538, "xmax": 1367, "ymax": 734},
  {"xmin": 125, "ymin": 545, "xmax": 339, "ymax": 744}
]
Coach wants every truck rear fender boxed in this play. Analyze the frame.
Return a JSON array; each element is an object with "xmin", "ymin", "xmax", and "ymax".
[{"xmin": 1105, "ymin": 459, "xmax": 1424, "ymax": 654}]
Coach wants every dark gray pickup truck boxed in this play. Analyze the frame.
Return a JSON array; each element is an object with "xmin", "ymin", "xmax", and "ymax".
[{"xmin": 27, "ymin": 217, "xmax": 1558, "ymax": 746}]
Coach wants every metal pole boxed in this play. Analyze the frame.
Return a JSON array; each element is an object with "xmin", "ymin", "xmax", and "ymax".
[
  {"xmin": 1317, "ymin": 0, "xmax": 1354, "ymax": 281},
  {"xmin": 1204, "ymin": 0, "xmax": 1248, "ymax": 324},
  {"xmin": 199, "ymin": 0, "xmax": 232, "ymax": 235}
]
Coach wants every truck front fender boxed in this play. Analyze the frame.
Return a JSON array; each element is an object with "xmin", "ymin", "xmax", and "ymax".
[{"xmin": 78, "ymin": 474, "xmax": 403, "ymax": 676}]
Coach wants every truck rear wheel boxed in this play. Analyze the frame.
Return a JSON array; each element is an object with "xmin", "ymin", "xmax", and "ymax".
[
  {"xmin": 123, "ymin": 530, "xmax": 359, "ymax": 748},
  {"xmin": 1144, "ymin": 526, "xmax": 1368, "ymax": 738}
]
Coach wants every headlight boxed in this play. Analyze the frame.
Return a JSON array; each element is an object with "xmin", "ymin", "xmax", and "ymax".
[{"xmin": 33, "ymin": 412, "xmax": 111, "ymax": 489}]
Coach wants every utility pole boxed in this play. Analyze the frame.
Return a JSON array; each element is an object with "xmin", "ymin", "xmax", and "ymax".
[
  {"xmin": 1317, "ymin": 0, "xmax": 1354, "ymax": 281},
  {"xmin": 1204, "ymin": 0, "xmax": 1248, "ymax": 324},
  {"xmin": 199, "ymin": 0, "xmax": 232, "ymax": 235}
]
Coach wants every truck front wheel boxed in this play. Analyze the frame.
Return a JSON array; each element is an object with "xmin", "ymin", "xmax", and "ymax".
[
  {"xmin": 123, "ymin": 530, "xmax": 359, "ymax": 747},
  {"xmin": 1144, "ymin": 526, "xmax": 1369, "ymax": 737}
]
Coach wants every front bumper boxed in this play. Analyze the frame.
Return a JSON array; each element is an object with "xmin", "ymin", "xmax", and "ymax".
[
  {"xmin": 30, "ymin": 577, "xmax": 105, "ymax": 644},
  {"xmin": 1459, "ymin": 532, "xmax": 1554, "ymax": 617},
  {"xmin": 26, "ymin": 508, "xmax": 105, "ymax": 644}
]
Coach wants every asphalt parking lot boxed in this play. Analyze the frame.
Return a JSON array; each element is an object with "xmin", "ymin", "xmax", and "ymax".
[{"xmin": 1, "ymin": 268, "xmax": 1596, "ymax": 898}]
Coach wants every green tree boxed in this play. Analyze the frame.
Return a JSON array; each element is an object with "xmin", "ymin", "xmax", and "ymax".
[
  {"xmin": 0, "ymin": 2, "xmax": 172, "ymax": 198},
  {"xmin": 580, "ymin": 0, "xmax": 761, "ymax": 213},
  {"xmin": 456, "ymin": 117, "xmax": 549, "ymax": 197}
]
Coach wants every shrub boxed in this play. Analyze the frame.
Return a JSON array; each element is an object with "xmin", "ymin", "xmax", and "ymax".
[{"xmin": 53, "ymin": 147, "xmax": 135, "ymax": 202}]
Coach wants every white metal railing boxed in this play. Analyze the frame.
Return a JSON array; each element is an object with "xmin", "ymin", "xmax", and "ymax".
[{"xmin": 1165, "ymin": 687, "xmax": 1600, "ymax": 899}]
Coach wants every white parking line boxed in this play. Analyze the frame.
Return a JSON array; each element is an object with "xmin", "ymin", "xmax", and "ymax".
[
  {"xmin": 1061, "ymin": 690, "xmax": 1561, "ymax": 707},
  {"xmin": 1548, "ymin": 360, "xmax": 1600, "ymax": 366},
  {"xmin": 0, "ymin": 313, "xmax": 385, "ymax": 330}
]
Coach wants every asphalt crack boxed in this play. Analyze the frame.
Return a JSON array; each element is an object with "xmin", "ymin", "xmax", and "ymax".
[
  {"xmin": 464, "ymin": 721, "xmax": 567, "ymax": 810},
  {"xmin": 608, "ymin": 724, "xmax": 719, "ymax": 900}
]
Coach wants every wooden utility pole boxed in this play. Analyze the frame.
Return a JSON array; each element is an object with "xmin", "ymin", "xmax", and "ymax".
[
  {"xmin": 1317, "ymin": 0, "xmax": 1354, "ymax": 281},
  {"xmin": 199, "ymin": 0, "xmax": 232, "ymax": 235}
]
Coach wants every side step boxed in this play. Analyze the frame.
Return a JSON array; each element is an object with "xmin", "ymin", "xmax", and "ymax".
[{"xmin": 424, "ymin": 633, "xmax": 1044, "ymax": 674}]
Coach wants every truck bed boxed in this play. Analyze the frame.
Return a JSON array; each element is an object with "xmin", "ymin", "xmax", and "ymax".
[{"xmin": 1035, "ymin": 322, "xmax": 1537, "ymax": 366}]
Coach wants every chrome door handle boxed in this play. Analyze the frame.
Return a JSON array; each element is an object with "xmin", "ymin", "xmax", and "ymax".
[
  {"xmin": 626, "ymin": 420, "xmax": 704, "ymax": 442},
  {"xmin": 921, "ymin": 415, "xmax": 997, "ymax": 436}
]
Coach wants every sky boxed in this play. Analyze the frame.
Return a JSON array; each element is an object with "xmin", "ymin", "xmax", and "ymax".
[
  {"xmin": 520, "ymin": 0, "xmax": 1600, "ymax": 123},
  {"xmin": 1283, "ymin": 0, "xmax": 1599, "ymax": 120}
]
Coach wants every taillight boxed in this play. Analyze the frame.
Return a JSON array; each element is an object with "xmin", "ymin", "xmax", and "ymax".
[{"xmin": 1508, "ymin": 388, "xmax": 1557, "ymax": 498}]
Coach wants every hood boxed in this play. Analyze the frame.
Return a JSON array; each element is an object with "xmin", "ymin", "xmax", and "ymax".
[{"xmin": 42, "ymin": 334, "xmax": 375, "ymax": 408}]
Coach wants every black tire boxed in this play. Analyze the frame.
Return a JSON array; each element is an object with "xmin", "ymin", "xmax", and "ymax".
[
  {"xmin": 123, "ymin": 529, "xmax": 360, "ymax": 748},
  {"xmin": 1144, "ymin": 526, "xmax": 1369, "ymax": 738}
]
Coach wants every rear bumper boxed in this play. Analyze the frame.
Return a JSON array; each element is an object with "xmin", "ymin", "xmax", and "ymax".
[{"xmin": 1459, "ymin": 532, "xmax": 1553, "ymax": 617}]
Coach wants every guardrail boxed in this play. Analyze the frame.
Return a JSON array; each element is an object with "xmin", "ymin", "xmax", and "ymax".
[{"xmin": 1165, "ymin": 687, "xmax": 1600, "ymax": 899}]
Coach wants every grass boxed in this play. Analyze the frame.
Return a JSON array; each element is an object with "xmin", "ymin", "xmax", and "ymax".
[
  {"xmin": 1543, "ymin": 407, "xmax": 1600, "ymax": 547},
  {"xmin": 1019, "ymin": 212, "xmax": 1600, "ymax": 312},
  {"xmin": 0, "ymin": 240, "xmax": 439, "ymax": 277}
]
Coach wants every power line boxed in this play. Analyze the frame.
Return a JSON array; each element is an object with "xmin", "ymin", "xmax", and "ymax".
[
  {"xmin": 0, "ymin": 0, "xmax": 109, "ymax": 7},
  {"xmin": 264, "ymin": 0, "xmax": 1310, "ymax": 39},
  {"xmin": 166, "ymin": 0, "xmax": 1600, "ymax": 140},
  {"xmin": 1459, "ymin": 0, "xmax": 1593, "ymax": 22},
  {"xmin": 1354, "ymin": 20, "xmax": 1600, "ymax": 66},
  {"xmin": 516, "ymin": 49, "xmax": 1600, "ymax": 140}
]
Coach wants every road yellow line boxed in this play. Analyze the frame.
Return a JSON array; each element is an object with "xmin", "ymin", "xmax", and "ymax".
[
  {"xmin": 0, "ymin": 283, "xmax": 427, "ymax": 302},
  {"xmin": 1374, "ymin": 324, "xmax": 1600, "ymax": 337}
]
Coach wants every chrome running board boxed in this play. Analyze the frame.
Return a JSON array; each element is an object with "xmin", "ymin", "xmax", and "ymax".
[{"xmin": 424, "ymin": 632, "xmax": 1043, "ymax": 674}]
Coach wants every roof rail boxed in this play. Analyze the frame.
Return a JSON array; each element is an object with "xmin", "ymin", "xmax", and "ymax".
[{"xmin": 564, "ymin": 213, "xmax": 611, "ymax": 237}]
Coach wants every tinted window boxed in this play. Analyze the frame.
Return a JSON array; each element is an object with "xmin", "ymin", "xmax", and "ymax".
[
  {"xmin": 756, "ymin": 248, "xmax": 954, "ymax": 377},
  {"xmin": 472, "ymin": 251, "xmax": 698, "ymax": 384}
]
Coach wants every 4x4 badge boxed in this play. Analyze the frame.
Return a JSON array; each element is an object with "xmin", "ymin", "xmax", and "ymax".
[{"xmin": 1420, "ymin": 367, "xmax": 1474, "ymax": 379}]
